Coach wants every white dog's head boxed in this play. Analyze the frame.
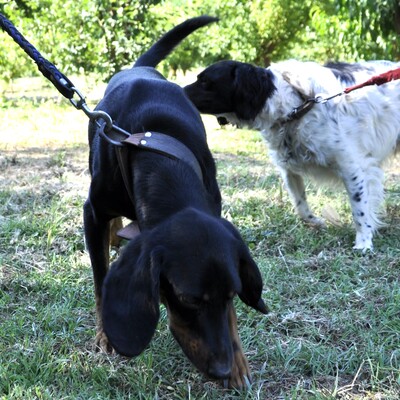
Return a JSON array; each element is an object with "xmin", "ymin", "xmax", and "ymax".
[{"xmin": 184, "ymin": 60, "xmax": 277, "ymax": 124}]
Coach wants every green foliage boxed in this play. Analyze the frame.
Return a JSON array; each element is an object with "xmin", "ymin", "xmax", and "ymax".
[
  {"xmin": 250, "ymin": 0, "xmax": 314, "ymax": 65},
  {"xmin": 296, "ymin": 0, "xmax": 400, "ymax": 62},
  {"xmin": 93, "ymin": 0, "xmax": 162, "ymax": 77},
  {"xmin": 335, "ymin": 0, "xmax": 400, "ymax": 59},
  {"xmin": 147, "ymin": 0, "xmax": 314, "ymax": 70},
  {"xmin": 1, "ymin": 0, "xmax": 399, "ymax": 81},
  {"xmin": 1, "ymin": 0, "xmax": 162, "ymax": 81},
  {"xmin": 155, "ymin": 0, "xmax": 400, "ymax": 68}
]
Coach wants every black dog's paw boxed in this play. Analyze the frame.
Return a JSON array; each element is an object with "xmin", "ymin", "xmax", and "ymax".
[
  {"xmin": 227, "ymin": 343, "xmax": 252, "ymax": 389},
  {"xmin": 94, "ymin": 329, "xmax": 114, "ymax": 354}
]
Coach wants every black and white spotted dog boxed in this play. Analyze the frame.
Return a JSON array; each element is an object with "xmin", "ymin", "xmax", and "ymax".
[{"xmin": 185, "ymin": 59, "xmax": 400, "ymax": 251}]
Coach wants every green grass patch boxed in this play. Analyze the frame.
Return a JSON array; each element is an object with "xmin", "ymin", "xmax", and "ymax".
[{"xmin": 1, "ymin": 81, "xmax": 400, "ymax": 399}]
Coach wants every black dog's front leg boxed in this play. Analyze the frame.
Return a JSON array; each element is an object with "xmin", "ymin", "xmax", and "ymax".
[
  {"xmin": 83, "ymin": 200, "xmax": 113, "ymax": 353},
  {"xmin": 227, "ymin": 303, "xmax": 251, "ymax": 388}
]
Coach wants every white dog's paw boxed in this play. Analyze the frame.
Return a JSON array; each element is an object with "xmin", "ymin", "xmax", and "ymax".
[
  {"xmin": 353, "ymin": 243, "xmax": 374, "ymax": 254},
  {"xmin": 353, "ymin": 234, "xmax": 374, "ymax": 253},
  {"xmin": 304, "ymin": 215, "xmax": 326, "ymax": 228}
]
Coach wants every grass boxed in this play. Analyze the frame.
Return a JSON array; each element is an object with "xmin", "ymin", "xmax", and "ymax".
[{"xmin": 1, "ymin": 77, "xmax": 400, "ymax": 399}]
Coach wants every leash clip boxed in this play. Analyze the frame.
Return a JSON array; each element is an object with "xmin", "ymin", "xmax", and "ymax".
[
  {"xmin": 69, "ymin": 86, "xmax": 88, "ymax": 111},
  {"xmin": 69, "ymin": 87, "xmax": 114, "ymax": 133},
  {"xmin": 314, "ymin": 91, "xmax": 344, "ymax": 104},
  {"xmin": 69, "ymin": 86, "xmax": 130, "ymax": 146},
  {"xmin": 314, "ymin": 95, "xmax": 327, "ymax": 104}
]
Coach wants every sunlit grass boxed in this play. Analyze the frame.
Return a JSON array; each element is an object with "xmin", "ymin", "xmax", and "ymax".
[{"xmin": 1, "ymin": 78, "xmax": 400, "ymax": 399}]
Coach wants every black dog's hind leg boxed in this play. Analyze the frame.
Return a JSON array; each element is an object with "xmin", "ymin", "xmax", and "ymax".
[
  {"xmin": 109, "ymin": 217, "xmax": 123, "ymax": 248},
  {"xmin": 83, "ymin": 200, "xmax": 113, "ymax": 352}
]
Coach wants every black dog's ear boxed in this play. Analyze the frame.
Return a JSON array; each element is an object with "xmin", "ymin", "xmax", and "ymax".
[
  {"xmin": 220, "ymin": 219, "xmax": 269, "ymax": 314},
  {"xmin": 102, "ymin": 239, "xmax": 165, "ymax": 357},
  {"xmin": 237, "ymin": 243, "xmax": 269, "ymax": 314},
  {"xmin": 233, "ymin": 65, "xmax": 275, "ymax": 121}
]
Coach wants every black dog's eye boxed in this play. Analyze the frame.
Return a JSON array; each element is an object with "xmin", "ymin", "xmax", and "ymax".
[
  {"xmin": 178, "ymin": 294, "xmax": 201, "ymax": 309},
  {"xmin": 227, "ymin": 291, "xmax": 235, "ymax": 300}
]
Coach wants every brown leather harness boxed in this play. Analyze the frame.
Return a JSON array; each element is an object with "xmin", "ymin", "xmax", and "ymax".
[{"xmin": 105, "ymin": 126, "xmax": 203, "ymax": 241}]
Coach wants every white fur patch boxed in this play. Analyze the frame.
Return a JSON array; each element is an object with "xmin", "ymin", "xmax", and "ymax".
[{"xmin": 224, "ymin": 59, "xmax": 400, "ymax": 251}]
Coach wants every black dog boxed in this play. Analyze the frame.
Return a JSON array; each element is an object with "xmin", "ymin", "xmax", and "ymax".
[{"xmin": 83, "ymin": 17, "xmax": 268, "ymax": 388}]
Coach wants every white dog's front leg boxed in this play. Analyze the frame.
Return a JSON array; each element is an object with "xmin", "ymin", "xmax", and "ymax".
[
  {"xmin": 342, "ymin": 168, "xmax": 382, "ymax": 252},
  {"xmin": 280, "ymin": 168, "xmax": 326, "ymax": 227}
]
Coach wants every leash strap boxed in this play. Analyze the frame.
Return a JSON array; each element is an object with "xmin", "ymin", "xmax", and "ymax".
[
  {"xmin": 283, "ymin": 65, "xmax": 400, "ymax": 123},
  {"xmin": 285, "ymin": 98, "xmax": 317, "ymax": 121},
  {"xmin": 115, "ymin": 146, "xmax": 137, "ymax": 205},
  {"xmin": 344, "ymin": 67, "xmax": 400, "ymax": 94},
  {"xmin": 96, "ymin": 121, "xmax": 203, "ymax": 182},
  {"xmin": 0, "ymin": 12, "xmax": 75, "ymax": 99}
]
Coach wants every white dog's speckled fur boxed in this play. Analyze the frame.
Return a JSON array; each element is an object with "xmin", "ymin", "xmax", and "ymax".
[{"xmin": 185, "ymin": 59, "xmax": 400, "ymax": 250}]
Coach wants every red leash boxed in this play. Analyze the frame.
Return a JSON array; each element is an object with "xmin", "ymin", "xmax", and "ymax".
[
  {"xmin": 344, "ymin": 67, "xmax": 400, "ymax": 93},
  {"xmin": 285, "ymin": 66, "xmax": 400, "ymax": 122}
]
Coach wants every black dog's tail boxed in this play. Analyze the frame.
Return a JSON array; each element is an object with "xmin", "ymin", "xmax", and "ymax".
[{"xmin": 134, "ymin": 15, "xmax": 218, "ymax": 68}]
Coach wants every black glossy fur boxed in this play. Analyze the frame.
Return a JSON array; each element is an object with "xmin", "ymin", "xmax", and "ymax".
[
  {"xmin": 185, "ymin": 60, "xmax": 274, "ymax": 121},
  {"xmin": 83, "ymin": 17, "xmax": 267, "ymax": 388}
]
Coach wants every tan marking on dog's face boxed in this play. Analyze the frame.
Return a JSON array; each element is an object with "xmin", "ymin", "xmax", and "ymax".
[{"xmin": 168, "ymin": 315, "xmax": 209, "ymax": 373}]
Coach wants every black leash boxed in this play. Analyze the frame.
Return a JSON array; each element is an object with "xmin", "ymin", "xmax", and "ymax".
[
  {"xmin": 0, "ymin": 12, "xmax": 75, "ymax": 99},
  {"xmin": 0, "ymin": 12, "xmax": 203, "ymax": 180},
  {"xmin": 0, "ymin": 12, "xmax": 127, "ymax": 143}
]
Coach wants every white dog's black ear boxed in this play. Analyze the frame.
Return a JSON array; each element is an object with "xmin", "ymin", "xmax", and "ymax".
[
  {"xmin": 102, "ymin": 239, "xmax": 164, "ymax": 357},
  {"xmin": 233, "ymin": 65, "xmax": 275, "ymax": 121}
]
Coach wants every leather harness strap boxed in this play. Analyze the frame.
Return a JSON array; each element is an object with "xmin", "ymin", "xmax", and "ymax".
[
  {"xmin": 113, "ymin": 130, "xmax": 204, "ymax": 241},
  {"xmin": 116, "ymin": 220, "xmax": 141, "ymax": 240},
  {"xmin": 123, "ymin": 131, "xmax": 203, "ymax": 181},
  {"xmin": 115, "ymin": 146, "xmax": 136, "ymax": 206}
]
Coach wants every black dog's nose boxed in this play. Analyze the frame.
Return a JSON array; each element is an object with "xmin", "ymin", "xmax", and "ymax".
[{"xmin": 208, "ymin": 361, "xmax": 231, "ymax": 379}]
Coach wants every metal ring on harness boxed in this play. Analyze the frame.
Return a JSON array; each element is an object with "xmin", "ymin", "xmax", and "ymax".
[{"xmin": 97, "ymin": 120, "xmax": 130, "ymax": 147}]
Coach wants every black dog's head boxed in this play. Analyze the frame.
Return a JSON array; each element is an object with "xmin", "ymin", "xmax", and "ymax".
[
  {"xmin": 184, "ymin": 60, "xmax": 276, "ymax": 123},
  {"xmin": 102, "ymin": 208, "xmax": 267, "ymax": 380}
]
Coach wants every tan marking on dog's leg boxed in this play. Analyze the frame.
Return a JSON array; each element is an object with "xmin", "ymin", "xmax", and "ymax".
[
  {"xmin": 227, "ymin": 304, "xmax": 251, "ymax": 389},
  {"xmin": 94, "ymin": 293, "xmax": 113, "ymax": 354},
  {"xmin": 109, "ymin": 217, "xmax": 124, "ymax": 247}
]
